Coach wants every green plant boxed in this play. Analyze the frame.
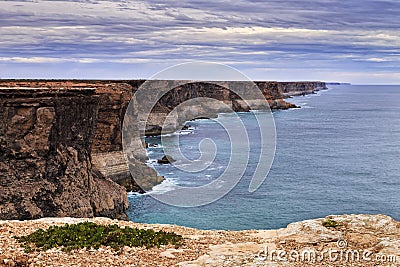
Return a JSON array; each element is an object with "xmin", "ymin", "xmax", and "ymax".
[
  {"xmin": 14, "ymin": 222, "xmax": 183, "ymax": 253},
  {"xmin": 322, "ymin": 219, "xmax": 338, "ymax": 228}
]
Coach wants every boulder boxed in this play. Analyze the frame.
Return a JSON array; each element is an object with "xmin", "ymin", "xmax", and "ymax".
[{"xmin": 157, "ymin": 155, "xmax": 176, "ymax": 164}]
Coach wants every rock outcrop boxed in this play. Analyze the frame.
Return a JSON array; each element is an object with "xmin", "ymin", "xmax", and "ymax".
[
  {"xmin": 0, "ymin": 214, "xmax": 398, "ymax": 266},
  {"xmin": 0, "ymin": 80, "xmax": 327, "ymax": 220},
  {"xmin": 182, "ymin": 214, "xmax": 400, "ymax": 267},
  {"xmin": 157, "ymin": 155, "xmax": 176, "ymax": 164},
  {"xmin": 0, "ymin": 88, "xmax": 128, "ymax": 220}
]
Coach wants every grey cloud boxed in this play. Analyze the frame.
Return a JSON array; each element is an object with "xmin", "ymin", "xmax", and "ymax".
[
  {"xmin": 0, "ymin": 0, "xmax": 399, "ymax": 83},
  {"xmin": 139, "ymin": 0, "xmax": 400, "ymax": 30}
]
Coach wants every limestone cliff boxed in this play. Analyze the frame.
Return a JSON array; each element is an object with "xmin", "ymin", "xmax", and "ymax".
[
  {"xmin": 0, "ymin": 87, "xmax": 128, "ymax": 220},
  {"xmin": 88, "ymin": 80, "xmax": 326, "ymax": 192},
  {"xmin": 0, "ymin": 80, "xmax": 327, "ymax": 220},
  {"xmin": 277, "ymin": 81, "xmax": 327, "ymax": 97}
]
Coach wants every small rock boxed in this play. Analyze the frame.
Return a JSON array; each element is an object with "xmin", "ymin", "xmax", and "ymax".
[
  {"xmin": 14, "ymin": 255, "xmax": 28, "ymax": 266},
  {"xmin": 3, "ymin": 258, "xmax": 16, "ymax": 267},
  {"xmin": 160, "ymin": 251, "xmax": 176, "ymax": 259},
  {"xmin": 157, "ymin": 155, "xmax": 176, "ymax": 164}
]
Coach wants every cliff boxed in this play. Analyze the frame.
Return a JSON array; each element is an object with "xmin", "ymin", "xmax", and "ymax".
[
  {"xmin": 276, "ymin": 81, "xmax": 327, "ymax": 97},
  {"xmin": 0, "ymin": 87, "xmax": 128, "ymax": 220},
  {"xmin": 0, "ymin": 80, "xmax": 327, "ymax": 220}
]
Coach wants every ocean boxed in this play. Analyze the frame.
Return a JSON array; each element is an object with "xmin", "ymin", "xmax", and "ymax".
[{"xmin": 127, "ymin": 85, "xmax": 400, "ymax": 230}]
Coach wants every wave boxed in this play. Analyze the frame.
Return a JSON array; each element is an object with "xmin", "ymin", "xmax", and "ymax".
[
  {"xmin": 146, "ymin": 159, "xmax": 158, "ymax": 165},
  {"xmin": 177, "ymin": 130, "xmax": 193, "ymax": 135},
  {"xmin": 148, "ymin": 179, "xmax": 179, "ymax": 195},
  {"xmin": 127, "ymin": 191, "xmax": 143, "ymax": 198}
]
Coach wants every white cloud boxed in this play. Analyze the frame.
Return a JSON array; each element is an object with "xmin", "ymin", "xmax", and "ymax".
[
  {"xmin": 0, "ymin": 57, "xmax": 66, "ymax": 63},
  {"xmin": 365, "ymin": 58, "xmax": 389, "ymax": 62},
  {"xmin": 0, "ymin": 56, "xmax": 102, "ymax": 63}
]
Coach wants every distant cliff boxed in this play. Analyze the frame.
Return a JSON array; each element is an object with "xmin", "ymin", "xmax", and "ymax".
[{"xmin": 0, "ymin": 80, "xmax": 327, "ymax": 220}]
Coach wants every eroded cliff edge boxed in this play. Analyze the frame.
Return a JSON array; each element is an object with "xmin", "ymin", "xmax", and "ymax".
[
  {"xmin": 0, "ymin": 80, "xmax": 327, "ymax": 220},
  {"xmin": 0, "ymin": 88, "xmax": 128, "ymax": 220}
]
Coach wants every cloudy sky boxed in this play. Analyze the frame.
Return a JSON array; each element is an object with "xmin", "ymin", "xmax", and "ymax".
[{"xmin": 0, "ymin": 0, "xmax": 399, "ymax": 84}]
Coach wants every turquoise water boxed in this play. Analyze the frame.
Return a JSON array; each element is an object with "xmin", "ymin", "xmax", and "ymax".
[{"xmin": 127, "ymin": 85, "xmax": 400, "ymax": 230}]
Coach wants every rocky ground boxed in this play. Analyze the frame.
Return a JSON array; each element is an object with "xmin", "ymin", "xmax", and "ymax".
[{"xmin": 0, "ymin": 214, "xmax": 399, "ymax": 267}]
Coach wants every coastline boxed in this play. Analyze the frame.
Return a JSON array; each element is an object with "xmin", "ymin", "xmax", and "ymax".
[
  {"xmin": 0, "ymin": 80, "xmax": 327, "ymax": 221},
  {"xmin": 1, "ymin": 214, "xmax": 398, "ymax": 266}
]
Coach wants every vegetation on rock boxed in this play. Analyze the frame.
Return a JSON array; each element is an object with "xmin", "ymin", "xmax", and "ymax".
[
  {"xmin": 14, "ymin": 222, "xmax": 183, "ymax": 252},
  {"xmin": 322, "ymin": 219, "xmax": 338, "ymax": 228}
]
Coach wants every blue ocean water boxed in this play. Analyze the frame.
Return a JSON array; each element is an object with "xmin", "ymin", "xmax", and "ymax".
[{"xmin": 127, "ymin": 85, "xmax": 400, "ymax": 230}]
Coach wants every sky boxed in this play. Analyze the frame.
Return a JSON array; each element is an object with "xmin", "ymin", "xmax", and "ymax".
[{"xmin": 0, "ymin": 0, "xmax": 399, "ymax": 84}]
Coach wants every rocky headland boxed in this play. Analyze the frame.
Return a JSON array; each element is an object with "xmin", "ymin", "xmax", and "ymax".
[
  {"xmin": 0, "ymin": 80, "xmax": 327, "ymax": 220},
  {"xmin": 0, "ymin": 214, "xmax": 399, "ymax": 266}
]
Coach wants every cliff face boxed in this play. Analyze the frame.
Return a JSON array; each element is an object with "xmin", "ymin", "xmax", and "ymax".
[
  {"xmin": 0, "ymin": 80, "xmax": 326, "ymax": 220},
  {"xmin": 132, "ymin": 80, "xmax": 326, "ymax": 135},
  {"xmin": 277, "ymin": 81, "xmax": 327, "ymax": 96},
  {"xmin": 0, "ymin": 88, "xmax": 128, "ymax": 220}
]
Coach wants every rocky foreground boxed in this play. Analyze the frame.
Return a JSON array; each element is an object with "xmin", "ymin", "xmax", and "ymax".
[{"xmin": 0, "ymin": 214, "xmax": 399, "ymax": 267}]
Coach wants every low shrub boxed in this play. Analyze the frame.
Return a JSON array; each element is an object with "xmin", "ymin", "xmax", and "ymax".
[
  {"xmin": 14, "ymin": 222, "xmax": 183, "ymax": 252},
  {"xmin": 322, "ymin": 219, "xmax": 338, "ymax": 228}
]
